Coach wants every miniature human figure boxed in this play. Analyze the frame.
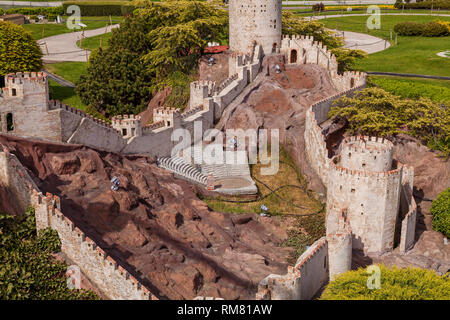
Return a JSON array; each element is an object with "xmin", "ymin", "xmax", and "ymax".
[
  {"xmin": 208, "ymin": 57, "xmax": 214, "ymax": 66},
  {"xmin": 230, "ymin": 136, "xmax": 237, "ymax": 150},
  {"xmin": 260, "ymin": 204, "xmax": 269, "ymax": 217},
  {"xmin": 275, "ymin": 64, "xmax": 281, "ymax": 74}
]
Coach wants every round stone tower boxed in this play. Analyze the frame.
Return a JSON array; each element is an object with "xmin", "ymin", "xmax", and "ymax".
[
  {"xmin": 326, "ymin": 136, "xmax": 403, "ymax": 254},
  {"xmin": 229, "ymin": 0, "xmax": 282, "ymax": 55}
]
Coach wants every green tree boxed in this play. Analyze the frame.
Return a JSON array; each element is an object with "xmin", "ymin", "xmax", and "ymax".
[
  {"xmin": 0, "ymin": 208, "xmax": 98, "ymax": 300},
  {"xmin": 328, "ymin": 87, "xmax": 450, "ymax": 156},
  {"xmin": 321, "ymin": 265, "xmax": 450, "ymax": 300},
  {"xmin": 76, "ymin": 0, "xmax": 227, "ymax": 116},
  {"xmin": 430, "ymin": 188, "xmax": 450, "ymax": 238},
  {"xmin": 0, "ymin": 21, "xmax": 42, "ymax": 77}
]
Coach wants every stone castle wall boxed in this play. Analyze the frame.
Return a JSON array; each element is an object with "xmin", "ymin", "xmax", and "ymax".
[
  {"xmin": 256, "ymin": 237, "xmax": 329, "ymax": 300},
  {"xmin": 0, "ymin": 147, "xmax": 156, "ymax": 300},
  {"xmin": 280, "ymin": 35, "xmax": 366, "ymax": 92},
  {"xmin": 304, "ymin": 85, "xmax": 365, "ymax": 186},
  {"xmin": 0, "ymin": 46, "xmax": 263, "ymax": 159}
]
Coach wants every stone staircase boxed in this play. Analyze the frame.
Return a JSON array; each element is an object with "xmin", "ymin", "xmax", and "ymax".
[{"xmin": 157, "ymin": 156, "xmax": 207, "ymax": 185}]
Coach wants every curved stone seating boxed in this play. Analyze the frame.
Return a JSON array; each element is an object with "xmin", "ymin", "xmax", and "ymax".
[{"xmin": 157, "ymin": 156, "xmax": 207, "ymax": 185}]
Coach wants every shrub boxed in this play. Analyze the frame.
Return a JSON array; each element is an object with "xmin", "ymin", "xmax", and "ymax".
[
  {"xmin": 421, "ymin": 21, "xmax": 449, "ymax": 36},
  {"xmin": 312, "ymin": 2, "xmax": 325, "ymax": 12},
  {"xmin": 394, "ymin": 0, "xmax": 450, "ymax": 9},
  {"xmin": 321, "ymin": 265, "xmax": 450, "ymax": 300},
  {"xmin": 329, "ymin": 88, "xmax": 450, "ymax": 156},
  {"xmin": 0, "ymin": 208, "xmax": 98, "ymax": 299},
  {"xmin": 0, "ymin": 21, "xmax": 42, "ymax": 77},
  {"xmin": 4, "ymin": 6, "xmax": 64, "ymax": 16},
  {"xmin": 62, "ymin": 1, "xmax": 128, "ymax": 16},
  {"xmin": 394, "ymin": 21, "xmax": 423, "ymax": 36},
  {"xmin": 395, "ymin": 21, "xmax": 449, "ymax": 36},
  {"xmin": 430, "ymin": 188, "xmax": 450, "ymax": 238}
]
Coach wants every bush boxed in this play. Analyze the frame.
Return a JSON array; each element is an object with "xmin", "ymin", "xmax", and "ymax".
[
  {"xmin": 394, "ymin": 0, "xmax": 450, "ymax": 9},
  {"xmin": 421, "ymin": 21, "xmax": 449, "ymax": 36},
  {"xmin": 0, "ymin": 21, "xmax": 42, "ymax": 77},
  {"xmin": 62, "ymin": 1, "xmax": 128, "ymax": 16},
  {"xmin": 321, "ymin": 265, "xmax": 450, "ymax": 300},
  {"xmin": 394, "ymin": 21, "xmax": 423, "ymax": 36},
  {"xmin": 312, "ymin": 2, "xmax": 325, "ymax": 12},
  {"xmin": 394, "ymin": 21, "xmax": 449, "ymax": 36},
  {"xmin": 329, "ymin": 88, "xmax": 450, "ymax": 156},
  {"xmin": 0, "ymin": 208, "xmax": 98, "ymax": 300},
  {"xmin": 3, "ymin": 6, "xmax": 64, "ymax": 16},
  {"xmin": 121, "ymin": 3, "xmax": 137, "ymax": 16},
  {"xmin": 46, "ymin": 14, "xmax": 57, "ymax": 22},
  {"xmin": 430, "ymin": 188, "xmax": 450, "ymax": 238}
]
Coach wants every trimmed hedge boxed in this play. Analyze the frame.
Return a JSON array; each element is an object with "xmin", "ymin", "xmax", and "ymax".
[
  {"xmin": 431, "ymin": 188, "xmax": 450, "ymax": 238},
  {"xmin": 394, "ymin": 21, "xmax": 449, "ymax": 36},
  {"xmin": 394, "ymin": 0, "xmax": 450, "ymax": 9},
  {"xmin": 0, "ymin": 7, "xmax": 64, "ymax": 16},
  {"xmin": 62, "ymin": 2, "xmax": 128, "ymax": 16}
]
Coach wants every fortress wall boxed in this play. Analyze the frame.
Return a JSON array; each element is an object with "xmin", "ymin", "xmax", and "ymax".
[
  {"xmin": 256, "ymin": 237, "xmax": 328, "ymax": 300},
  {"xmin": 400, "ymin": 200, "xmax": 417, "ymax": 253},
  {"xmin": 281, "ymin": 35, "xmax": 366, "ymax": 92},
  {"xmin": 66, "ymin": 117, "xmax": 126, "ymax": 153},
  {"xmin": 0, "ymin": 150, "xmax": 40, "ymax": 214},
  {"xmin": 304, "ymin": 85, "xmax": 365, "ymax": 186},
  {"xmin": 0, "ymin": 149, "xmax": 156, "ymax": 300},
  {"xmin": 327, "ymin": 231, "xmax": 352, "ymax": 281}
]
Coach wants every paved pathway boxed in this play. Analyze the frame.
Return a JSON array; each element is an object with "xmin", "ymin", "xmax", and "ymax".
[{"xmin": 39, "ymin": 24, "xmax": 118, "ymax": 62}]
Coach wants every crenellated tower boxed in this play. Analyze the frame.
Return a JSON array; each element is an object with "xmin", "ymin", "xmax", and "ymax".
[{"xmin": 229, "ymin": 0, "xmax": 282, "ymax": 55}]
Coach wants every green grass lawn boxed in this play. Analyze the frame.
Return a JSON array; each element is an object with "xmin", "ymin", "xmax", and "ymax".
[
  {"xmin": 319, "ymin": 15, "xmax": 450, "ymax": 76},
  {"xmin": 77, "ymin": 32, "xmax": 112, "ymax": 50},
  {"xmin": 23, "ymin": 16, "xmax": 122, "ymax": 40},
  {"xmin": 45, "ymin": 61, "xmax": 87, "ymax": 84},
  {"xmin": 368, "ymin": 76, "xmax": 450, "ymax": 103}
]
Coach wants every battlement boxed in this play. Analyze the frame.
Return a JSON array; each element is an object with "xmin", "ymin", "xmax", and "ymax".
[
  {"xmin": 5, "ymin": 71, "xmax": 47, "ymax": 85},
  {"xmin": 111, "ymin": 114, "xmax": 142, "ymax": 126},
  {"xmin": 2, "ymin": 72, "xmax": 48, "ymax": 100},
  {"xmin": 330, "ymin": 156, "xmax": 402, "ymax": 178},
  {"xmin": 339, "ymin": 136, "xmax": 394, "ymax": 172}
]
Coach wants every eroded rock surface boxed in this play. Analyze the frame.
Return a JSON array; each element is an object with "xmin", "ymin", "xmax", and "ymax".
[{"xmin": 0, "ymin": 134, "xmax": 293, "ymax": 300}]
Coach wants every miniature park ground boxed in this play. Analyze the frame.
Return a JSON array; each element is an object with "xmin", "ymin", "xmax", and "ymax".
[{"xmin": 0, "ymin": 51, "xmax": 448, "ymax": 299}]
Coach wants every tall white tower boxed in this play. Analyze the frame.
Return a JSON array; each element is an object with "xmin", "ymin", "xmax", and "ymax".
[{"xmin": 229, "ymin": 0, "xmax": 282, "ymax": 55}]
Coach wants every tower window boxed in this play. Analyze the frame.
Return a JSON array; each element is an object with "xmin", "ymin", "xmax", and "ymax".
[
  {"xmin": 131, "ymin": 128, "xmax": 135, "ymax": 136},
  {"xmin": 122, "ymin": 128, "xmax": 127, "ymax": 136},
  {"xmin": 351, "ymin": 188, "xmax": 356, "ymax": 193},
  {"xmin": 11, "ymin": 88, "xmax": 17, "ymax": 96},
  {"xmin": 6, "ymin": 113, "xmax": 13, "ymax": 131}
]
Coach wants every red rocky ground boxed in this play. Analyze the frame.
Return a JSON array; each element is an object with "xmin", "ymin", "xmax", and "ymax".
[{"xmin": 0, "ymin": 134, "xmax": 294, "ymax": 300}]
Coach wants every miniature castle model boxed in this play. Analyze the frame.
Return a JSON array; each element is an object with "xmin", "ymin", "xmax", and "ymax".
[{"xmin": 0, "ymin": 2, "xmax": 419, "ymax": 300}]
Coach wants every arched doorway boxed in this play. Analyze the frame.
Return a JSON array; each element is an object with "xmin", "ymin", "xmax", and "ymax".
[
  {"xmin": 350, "ymin": 78, "xmax": 355, "ymax": 88},
  {"xmin": 290, "ymin": 49, "xmax": 298, "ymax": 63}
]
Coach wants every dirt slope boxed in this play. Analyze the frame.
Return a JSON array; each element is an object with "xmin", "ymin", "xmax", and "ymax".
[{"xmin": 0, "ymin": 134, "xmax": 293, "ymax": 300}]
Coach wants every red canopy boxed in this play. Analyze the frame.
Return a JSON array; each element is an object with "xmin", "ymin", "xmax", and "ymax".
[{"xmin": 203, "ymin": 45, "xmax": 229, "ymax": 54}]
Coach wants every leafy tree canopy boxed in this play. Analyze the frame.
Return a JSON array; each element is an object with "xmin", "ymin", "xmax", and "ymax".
[
  {"xmin": 76, "ymin": 0, "xmax": 227, "ymax": 117},
  {"xmin": 321, "ymin": 264, "xmax": 450, "ymax": 300},
  {"xmin": 0, "ymin": 208, "xmax": 98, "ymax": 300},
  {"xmin": 431, "ymin": 188, "xmax": 450, "ymax": 238},
  {"xmin": 329, "ymin": 88, "xmax": 450, "ymax": 156},
  {"xmin": 0, "ymin": 21, "xmax": 42, "ymax": 77},
  {"xmin": 78, "ymin": 1, "xmax": 364, "ymax": 117}
]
